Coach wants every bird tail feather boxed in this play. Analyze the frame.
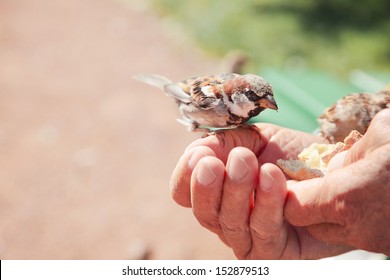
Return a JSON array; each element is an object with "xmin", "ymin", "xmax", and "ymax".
[{"xmin": 132, "ymin": 73, "xmax": 172, "ymax": 90}]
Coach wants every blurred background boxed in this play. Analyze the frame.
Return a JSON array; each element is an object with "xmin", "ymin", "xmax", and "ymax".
[{"xmin": 0, "ymin": 0, "xmax": 389, "ymax": 259}]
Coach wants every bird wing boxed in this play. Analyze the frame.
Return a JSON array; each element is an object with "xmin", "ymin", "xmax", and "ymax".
[
  {"xmin": 163, "ymin": 83, "xmax": 192, "ymax": 103},
  {"xmin": 177, "ymin": 75, "xmax": 226, "ymax": 109}
]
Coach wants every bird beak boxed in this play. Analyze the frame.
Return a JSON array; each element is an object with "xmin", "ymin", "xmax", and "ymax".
[{"xmin": 261, "ymin": 94, "xmax": 278, "ymax": 110}]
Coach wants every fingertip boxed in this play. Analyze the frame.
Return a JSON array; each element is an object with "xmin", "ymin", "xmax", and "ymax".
[
  {"xmin": 169, "ymin": 146, "xmax": 216, "ymax": 208},
  {"xmin": 170, "ymin": 183, "xmax": 192, "ymax": 208},
  {"xmin": 226, "ymin": 147, "xmax": 258, "ymax": 182},
  {"xmin": 259, "ymin": 163, "xmax": 286, "ymax": 193},
  {"xmin": 193, "ymin": 156, "xmax": 225, "ymax": 187},
  {"xmin": 191, "ymin": 156, "xmax": 225, "ymax": 233}
]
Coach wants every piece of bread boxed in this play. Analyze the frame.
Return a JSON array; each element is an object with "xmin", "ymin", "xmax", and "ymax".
[{"xmin": 277, "ymin": 130, "xmax": 362, "ymax": 181}]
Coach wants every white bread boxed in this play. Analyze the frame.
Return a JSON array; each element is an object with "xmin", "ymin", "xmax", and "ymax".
[{"xmin": 277, "ymin": 130, "xmax": 362, "ymax": 181}]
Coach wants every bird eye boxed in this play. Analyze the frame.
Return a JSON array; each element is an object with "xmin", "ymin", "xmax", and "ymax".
[{"xmin": 245, "ymin": 90, "xmax": 260, "ymax": 101}]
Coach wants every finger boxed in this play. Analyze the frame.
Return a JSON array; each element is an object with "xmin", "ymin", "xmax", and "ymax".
[
  {"xmin": 170, "ymin": 146, "xmax": 216, "ymax": 207},
  {"xmin": 248, "ymin": 163, "xmax": 289, "ymax": 259},
  {"xmin": 285, "ymin": 165, "xmax": 361, "ymax": 227},
  {"xmin": 218, "ymin": 147, "xmax": 258, "ymax": 259},
  {"xmin": 185, "ymin": 126, "xmax": 264, "ymax": 163},
  {"xmin": 191, "ymin": 156, "xmax": 225, "ymax": 235}
]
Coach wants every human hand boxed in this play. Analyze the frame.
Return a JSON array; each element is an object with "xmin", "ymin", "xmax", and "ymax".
[
  {"xmin": 285, "ymin": 109, "xmax": 390, "ymax": 256},
  {"xmin": 170, "ymin": 124, "xmax": 351, "ymax": 259}
]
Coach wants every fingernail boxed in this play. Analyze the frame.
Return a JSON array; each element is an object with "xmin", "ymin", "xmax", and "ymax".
[
  {"xmin": 188, "ymin": 150, "xmax": 207, "ymax": 169},
  {"xmin": 228, "ymin": 151, "xmax": 249, "ymax": 182},
  {"xmin": 260, "ymin": 169, "xmax": 274, "ymax": 192},
  {"xmin": 196, "ymin": 162, "xmax": 217, "ymax": 186}
]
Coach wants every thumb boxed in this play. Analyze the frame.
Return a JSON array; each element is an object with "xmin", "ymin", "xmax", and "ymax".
[
  {"xmin": 284, "ymin": 178, "xmax": 329, "ymax": 227},
  {"xmin": 285, "ymin": 166, "xmax": 355, "ymax": 227},
  {"xmin": 344, "ymin": 108, "xmax": 390, "ymax": 165}
]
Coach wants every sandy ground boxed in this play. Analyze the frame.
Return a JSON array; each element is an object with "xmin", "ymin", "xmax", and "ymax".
[{"xmin": 0, "ymin": 0, "xmax": 235, "ymax": 259}]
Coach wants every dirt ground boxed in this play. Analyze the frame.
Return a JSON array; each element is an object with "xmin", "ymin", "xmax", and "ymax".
[{"xmin": 0, "ymin": 0, "xmax": 235, "ymax": 259}]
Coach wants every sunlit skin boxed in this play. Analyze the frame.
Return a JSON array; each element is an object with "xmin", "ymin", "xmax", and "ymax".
[{"xmin": 170, "ymin": 109, "xmax": 390, "ymax": 259}]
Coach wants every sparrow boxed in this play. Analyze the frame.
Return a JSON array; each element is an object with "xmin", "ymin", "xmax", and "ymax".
[
  {"xmin": 318, "ymin": 90, "xmax": 390, "ymax": 143},
  {"xmin": 133, "ymin": 73, "xmax": 278, "ymax": 132}
]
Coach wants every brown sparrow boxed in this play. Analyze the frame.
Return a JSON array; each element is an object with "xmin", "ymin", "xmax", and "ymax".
[
  {"xmin": 133, "ymin": 73, "xmax": 278, "ymax": 132},
  {"xmin": 318, "ymin": 90, "xmax": 390, "ymax": 143}
]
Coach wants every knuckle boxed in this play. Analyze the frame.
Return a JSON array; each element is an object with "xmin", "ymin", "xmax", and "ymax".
[
  {"xmin": 249, "ymin": 217, "xmax": 282, "ymax": 241},
  {"xmin": 249, "ymin": 225, "xmax": 273, "ymax": 241},
  {"xmin": 197, "ymin": 217, "xmax": 221, "ymax": 233},
  {"xmin": 218, "ymin": 214, "xmax": 249, "ymax": 236}
]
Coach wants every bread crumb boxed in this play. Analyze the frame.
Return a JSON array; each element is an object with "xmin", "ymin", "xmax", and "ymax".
[{"xmin": 277, "ymin": 130, "xmax": 363, "ymax": 181}]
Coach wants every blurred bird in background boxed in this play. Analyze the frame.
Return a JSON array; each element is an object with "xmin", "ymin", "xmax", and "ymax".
[{"xmin": 318, "ymin": 90, "xmax": 390, "ymax": 143}]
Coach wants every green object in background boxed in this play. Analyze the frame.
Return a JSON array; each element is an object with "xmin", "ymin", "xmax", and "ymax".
[{"xmin": 251, "ymin": 68, "xmax": 390, "ymax": 132}]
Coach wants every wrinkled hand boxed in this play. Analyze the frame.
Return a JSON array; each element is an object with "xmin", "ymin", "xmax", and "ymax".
[
  {"xmin": 285, "ymin": 109, "xmax": 390, "ymax": 256},
  {"xmin": 170, "ymin": 124, "xmax": 350, "ymax": 259}
]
